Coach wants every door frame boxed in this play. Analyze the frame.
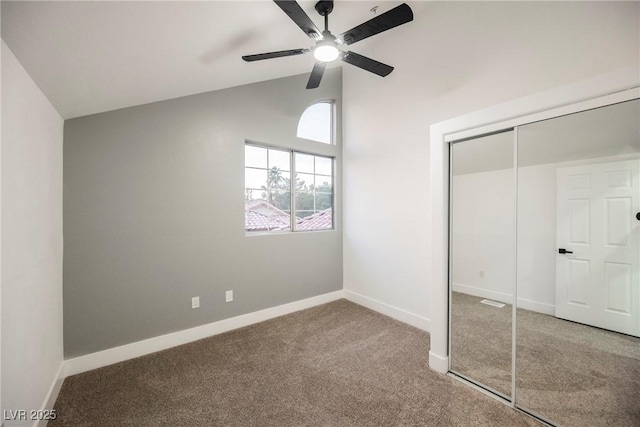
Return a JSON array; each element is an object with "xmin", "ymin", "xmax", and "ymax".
[{"xmin": 428, "ymin": 66, "xmax": 640, "ymax": 375}]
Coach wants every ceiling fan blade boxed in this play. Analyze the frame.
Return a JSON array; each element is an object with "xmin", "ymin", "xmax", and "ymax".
[
  {"xmin": 242, "ymin": 48, "xmax": 310, "ymax": 62},
  {"xmin": 337, "ymin": 3, "xmax": 413, "ymax": 45},
  {"xmin": 274, "ymin": 0, "xmax": 322, "ymax": 40},
  {"xmin": 306, "ymin": 62, "xmax": 326, "ymax": 89},
  {"xmin": 341, "ymin": 51, "xmax": 394, "ymax": 77}
]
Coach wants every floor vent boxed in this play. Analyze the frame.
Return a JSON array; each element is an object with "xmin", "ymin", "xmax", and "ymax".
[{"xmin": 480, "ymin": 299, "xmax": 505, "ymax": 308}]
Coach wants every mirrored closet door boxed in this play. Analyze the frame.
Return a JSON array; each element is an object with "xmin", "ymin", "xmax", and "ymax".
[
  {"xmin": 515, "ymin": 99, "xmax": 640, "ymax": 426},
  {"xmin": 449, "ymin": 98, "xmax": 640, "ymax": 426},
  {"xmin": 449, "ymin": 130, "xmax": 515, "ymax": 399}
]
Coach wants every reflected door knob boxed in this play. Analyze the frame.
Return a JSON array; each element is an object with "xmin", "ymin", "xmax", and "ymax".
[{"xmin": 558, "ymin": 248, "xmax": 573, "ymax": 254}]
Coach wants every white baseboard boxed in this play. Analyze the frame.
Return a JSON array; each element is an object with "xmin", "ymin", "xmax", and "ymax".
[
  {"xmin": 428, "ymin": 351, "xmax": 448, "ymax": 374},
  {"xmin": 34, "ymin": 362, "xmax": 64, "ymax": 427},
  {"xmin": 343, "ymin": 290, "xmax": 430, "ymax": 332},
  {"xmin": 63, "ymin": 290, "xmax": 343, "ymax": 377},
  {"xmin": 516, "ymin": 297, "xmax": 555, "ymax": 316},
  {"xmin": 452, "ymin": 283, "xmax": 512, "ymax": 305},
  {"xmin": 452, "ymin": 283, "xmax": 555, "ymax": 316}
]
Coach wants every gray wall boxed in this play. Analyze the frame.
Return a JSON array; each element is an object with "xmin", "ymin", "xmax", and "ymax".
[{"xmin": 64, "ymin": 69, "xmax": 342, "ymax": 358}]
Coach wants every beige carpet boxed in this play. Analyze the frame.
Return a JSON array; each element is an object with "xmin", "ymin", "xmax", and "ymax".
[
  {"xmin": 52, "ymin": 299, "xmax": 540, "ymax": 426},
  {"xmin": 451, "ymin": 292, "xmax": 640, "ymax": 427},
  {"xmin": 451, "ymin": 292, "xmax": 513, "ymax": 397}
]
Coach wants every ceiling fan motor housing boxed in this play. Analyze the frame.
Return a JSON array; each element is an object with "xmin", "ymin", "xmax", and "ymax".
[
  {"xmin": 320, "ymin": 30, "xmax": 336, "ymax": 42},
  {"xmin": 315, "ymin": 1, "xmax": 334, "ymax": 17}
]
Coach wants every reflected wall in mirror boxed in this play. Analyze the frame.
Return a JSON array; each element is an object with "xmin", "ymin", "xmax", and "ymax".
[
  {"xmin": 515, "ymin": 99, "xmax": 640, "ymax": 426},
  {"xmin": 450, "ymin": 130, "xmax": 515, "ymax": 398}
]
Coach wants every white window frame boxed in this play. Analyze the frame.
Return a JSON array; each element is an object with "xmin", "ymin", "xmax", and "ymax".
[
  {"xmin": 296, "ymin": 100, "xmax": 335, "ymax": 145},
  {"xmin": 244, "ymin": 141, "xmax": 335, "ymax": 234}
]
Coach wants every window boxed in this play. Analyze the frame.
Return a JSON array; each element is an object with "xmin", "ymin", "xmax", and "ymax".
[
  {"xmin": 293, "ymin": 153, "xmax": 333, "ymax": 230},
  {"xmin": 296, "ymin": 101, "xmax": 333, "ymax": 144},
  {"xmin": 245, "ymin": 145, "xmax": 292, "ymax": 232},
  {"xmin": 245, "ymin": 144, "xmax": 333, "ymax": 233}
]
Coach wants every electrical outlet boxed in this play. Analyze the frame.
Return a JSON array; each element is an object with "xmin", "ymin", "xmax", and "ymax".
[
  {"xmin": 192, "ymin": 296, "xmax": 200, "ymax": 309},
  {"xmin": 479, "ymin": 270, "xmax": 485, "ymax": 278},
  {"xmin": 225, "ymin": 290, "xmax": 233, "ymax": 303}
]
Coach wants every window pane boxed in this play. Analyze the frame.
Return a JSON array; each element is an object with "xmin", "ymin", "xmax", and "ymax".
[
  {"xmin": 267, "ymin": 206, "xmax": 291, "ymax": 231},
  {"xmin": 269, "ymin": 149, "xmax": 291, "ymax": 172},
  {"xmin": 245, "ymin": 145, "xmax": 267, "ymax": 168},
  {"xmin": 296, "ymin": 210, "xmax": 315, "ymax": 219},
  {"xmin": 272, "ymin": 190, "xmax": 291, "ymax": 212},
  {"xmin": 315, "ymin": 176, "xmax": 332, "ymax": 192},
  {"xmin": 245, "ymin": 198, "xmax": 270, "ymax": 232},
  {"xmin": 294, "ymin": 191, "xmax": 315, "ymax": 213},
  {"xmin": 297, "ymin": 102, "xmax": 332, "ymax": 144},
  {"xmin": 267, "ymin": 169, "xmax": 289, "ymax": 190},
  {"xmin": 295, "ymin": 173, "xmax": 315, "ymax": 190},
  {"xmin": 294, "ymin": 205, "xmax": 333, "ymax": 231},
  {"xmin": 295, "ymin": 153, "xmax": 314, "ymax": 174},
  {"xmin": 315, "ymin": 192, "xmax": 332, "ymax": 211},
  {"xmin": 315, "ymin": 156, "xmax": 332, "ymax": 176},
  {"xmin": 245, "ymin": 168, "xmax": 267, "ymax": 189},
  {"xmin": 245, "ymin": 188, "xmax": 266, "ymax": 202}
]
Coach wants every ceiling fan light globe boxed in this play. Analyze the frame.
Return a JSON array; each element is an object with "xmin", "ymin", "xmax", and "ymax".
[{"xmin": 314, "ymin": 44, "xmax": 339, "ymax": 62}]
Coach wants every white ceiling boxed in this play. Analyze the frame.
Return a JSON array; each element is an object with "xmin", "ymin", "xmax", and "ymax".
[{"xmin": 1, "ymin": 0, "xmax": 421, "ymax": 119}]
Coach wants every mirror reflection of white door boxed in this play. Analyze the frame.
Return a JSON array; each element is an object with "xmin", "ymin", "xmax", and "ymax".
[{"xmin": 556, "ymin": 160, "xmax": 639, "ymax": 337}]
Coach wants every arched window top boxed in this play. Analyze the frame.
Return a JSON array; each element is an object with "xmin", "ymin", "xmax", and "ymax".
[{"xmin": 297, "ymin": 101, "xmax": 333, "ymax": 144}]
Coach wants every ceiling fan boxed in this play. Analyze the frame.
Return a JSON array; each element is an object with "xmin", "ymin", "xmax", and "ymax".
[{"xmin": 242, "ymin": 0, "xmax": 413, "ymax": 89}]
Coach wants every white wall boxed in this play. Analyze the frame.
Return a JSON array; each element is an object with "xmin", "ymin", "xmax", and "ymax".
[
  {"xmin": 1, "ymin": 41, "xmax": 64, "ymax": 425},
  {"xmin": 452, "ymin": 168, "xmax": 515, "ymax": 304},
  {"xmin": 343, "ymin": 1, "xmax": 639, "ymax": 322},
  {"xmin": 516, "ymin": 163, "xmax": 558, "ymax": 312}
]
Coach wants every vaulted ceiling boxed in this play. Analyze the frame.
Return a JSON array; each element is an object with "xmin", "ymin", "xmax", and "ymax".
[{"xmin": 1, "ymin": 1, "xmax": 423, "ymax": 119}]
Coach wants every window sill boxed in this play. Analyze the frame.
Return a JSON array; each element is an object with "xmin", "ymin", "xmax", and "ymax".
[{"xmin": 245, "ymin": 228, "xmax": 335, "ymax": 237}]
